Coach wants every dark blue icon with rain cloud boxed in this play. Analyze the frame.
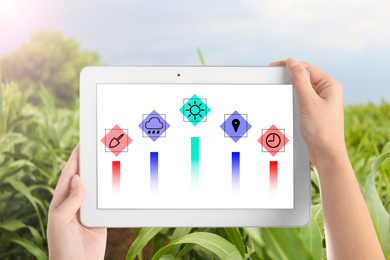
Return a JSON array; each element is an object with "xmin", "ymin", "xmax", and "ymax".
[
  {"xmin": 139, "ymin": 110, "xmax": 170, "ymax": 142},
  {"xmin": 145, "ymin": 117, "xmax": 163, "ymax": 134}
]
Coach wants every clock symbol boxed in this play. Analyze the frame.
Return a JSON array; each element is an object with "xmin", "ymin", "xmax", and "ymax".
[{"xmin": 266, "ymin": 133, "xmax": 281, "ymax": 148}]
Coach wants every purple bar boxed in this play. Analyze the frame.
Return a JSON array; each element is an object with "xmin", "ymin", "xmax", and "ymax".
[
  {"xmin": 232, "ymin": 152, "xmax": 240, "ymax": 193},
  {"xmin": 150, "ymin": 152, "xmax": 158, "ymax": 193}
]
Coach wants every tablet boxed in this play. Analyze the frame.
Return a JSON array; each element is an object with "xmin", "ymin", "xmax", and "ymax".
[{"xmin": 80, "ymin": 66, "xmax": 310, "ymax": 227}]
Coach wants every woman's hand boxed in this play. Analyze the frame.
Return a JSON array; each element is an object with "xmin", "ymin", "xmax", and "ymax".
[
  {"xmin": 270, "ymin": 57, "xmax": 347, "ymax": 171},
  {"xmin": 47, "ymin": 144, "xmax": 107, "ymax": 260},
  {"xmin": 270, "ymin": 58, "xmax": 384, "ymax": 259}
]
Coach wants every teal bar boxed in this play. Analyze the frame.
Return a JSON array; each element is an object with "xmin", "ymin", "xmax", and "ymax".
[{"xmin": 191, "ymin": 137, "xmax": 199, "ymax": 191}]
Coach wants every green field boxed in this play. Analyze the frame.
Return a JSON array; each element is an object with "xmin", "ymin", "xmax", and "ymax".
[{"xmin": 0, "ymin": 31, "xmax": 389, "ymax": 260}]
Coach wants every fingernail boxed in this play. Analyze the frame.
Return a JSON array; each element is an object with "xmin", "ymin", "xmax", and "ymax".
[
  {"xmin": 287, "ymin": 57, "xmax": 299, "ymax": 68},
  {"xmin": 71, "ymin": 175, "xmax": 78, "ymax": 188}
]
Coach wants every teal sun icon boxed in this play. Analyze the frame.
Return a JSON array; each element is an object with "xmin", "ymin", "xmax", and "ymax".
[
  {"xmin": 186, "ymin": 100, "xmax": 204, "ymax": 120},
  {"xmin": 179, "ymin": 94, "xmax": 211, "ymax": 126}
]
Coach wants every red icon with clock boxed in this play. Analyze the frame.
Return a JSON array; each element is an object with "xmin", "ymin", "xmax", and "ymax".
[
  {"xmin": 266, "ymin": 133, "xmax": 281, "ymax": 148},
  {"xmin": 258, "ymin": 124, "xmax": 289, "ymax": 156}
]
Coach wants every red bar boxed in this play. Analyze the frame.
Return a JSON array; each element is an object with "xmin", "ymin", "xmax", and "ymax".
[
  {"xmin": 270, "ymin": 161, "xmax": 278, "ymax": 194},
  {"xmin": 112, "ymin": 161, "xmax": 120, "ymax": 195}
]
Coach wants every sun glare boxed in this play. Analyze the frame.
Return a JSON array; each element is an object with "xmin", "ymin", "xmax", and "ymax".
[
  {"xmin": 0, "ymin": 1, "xmax": 20, "ymax": 18},
  {"xmin": 0, "ymin": 0, "xmax": 40, "ymax": 35}
]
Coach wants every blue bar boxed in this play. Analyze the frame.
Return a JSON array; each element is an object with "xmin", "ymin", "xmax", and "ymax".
[
  {"xmin": 150, "ymin": 152, "xmax": 158, "ymax": 193},
  {"xmin": 232, "ymin": 152, "xmax": 240, "ymax": 193}
]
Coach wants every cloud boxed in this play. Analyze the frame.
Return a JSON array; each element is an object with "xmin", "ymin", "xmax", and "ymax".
[
  {"xmin": 1, "ymin": 0, "xmax": 388, "ymax": 103},
  {"xmin": 145, "ymin": 117, "xmax": 163, "ymax": 129},
  {"xmin": 248, "ymin": 0, "xmax": 390, "ymax": 52}
]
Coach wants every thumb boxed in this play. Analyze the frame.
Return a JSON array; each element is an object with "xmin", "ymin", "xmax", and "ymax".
[
  {"xmin": 286, "ymin": 57, "xmax": 317, "ymax": 106},
  {"xmin": 57, "ymin": 175, "xmax": 85, "ymax": 219}
]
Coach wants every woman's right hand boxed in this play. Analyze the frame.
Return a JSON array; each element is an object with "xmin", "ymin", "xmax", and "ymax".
[{"xmin": 270, "ymin": 57, "xmax": 347, "ymax": 171}]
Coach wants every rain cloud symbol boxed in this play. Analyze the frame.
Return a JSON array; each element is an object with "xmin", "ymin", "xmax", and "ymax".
[{"xmin": 145, "ymin": 117, "xmax": 163, "ymax": 134}]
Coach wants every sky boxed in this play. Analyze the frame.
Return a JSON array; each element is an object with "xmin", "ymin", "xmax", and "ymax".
[{"xmin": 1, "ymin": 0, "xmax": 389, "ymax": 104}]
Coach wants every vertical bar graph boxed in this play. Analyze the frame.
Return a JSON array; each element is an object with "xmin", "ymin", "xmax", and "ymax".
[
  {"xmin": 150, "ymin": 152, "xmax": 158, "ymax": 193},
  {"xmin": 270, "ymin": 161, "xmax": 278, "ymax": 194},
  {"xmin": 232, "ymin": 152, "xmax": 240, "ymax": 194},
  {"xmin": 112, "ymin": 161, "xmax": 120, "ymax": 195},
  {"xmin": 191, "ymin": 137, "xmax": 199, "ymax": 191}
]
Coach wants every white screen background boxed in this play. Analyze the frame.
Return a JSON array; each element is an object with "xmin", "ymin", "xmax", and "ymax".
[{"xmin": 97, "ymin": 84, "xmax": 294, "ymax": 209}]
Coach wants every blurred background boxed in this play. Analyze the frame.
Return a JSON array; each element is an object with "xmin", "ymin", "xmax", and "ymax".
[
  {"xmin": 2, "ymin": 0, "xmax": 390, "ymax": 104},
  {"xmin": 0, "ymin": 1, "xmax": 389, "ymax": 259}
]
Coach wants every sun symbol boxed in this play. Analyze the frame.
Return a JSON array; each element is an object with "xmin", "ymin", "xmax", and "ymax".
[{"xmin": 186, "ymin": 100, "xmax": 205, "ymax": 120}]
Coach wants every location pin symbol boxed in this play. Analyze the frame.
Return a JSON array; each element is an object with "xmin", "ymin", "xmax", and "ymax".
[{"xmin": 232, "ymin": 119, "xmax": 240, "ymax": 133}]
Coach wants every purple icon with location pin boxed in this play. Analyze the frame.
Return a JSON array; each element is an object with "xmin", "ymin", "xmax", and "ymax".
[
  {"xmin": 232, "ymin": 118, "xmax": 240, "ymax": 132},
  {"xmin": 220, "ymin": 111, "xmax": 252, "ymax": 143}
]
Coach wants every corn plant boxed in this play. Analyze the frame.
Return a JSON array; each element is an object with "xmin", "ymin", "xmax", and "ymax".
[
  {"xmin": 125, "ymin": 101, "xmax": 390, "ymax": 259},
  {"xmin": 0, "ymin": 79, "xmax": 79, "ymax": 259},
  {"xmin": 0, "ymin": 76, "xmax": 389, "ymax": 259}
]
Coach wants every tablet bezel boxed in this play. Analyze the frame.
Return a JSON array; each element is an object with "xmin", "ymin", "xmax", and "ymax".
[{"xmin": 80, "ymin": 66, "xmax": 310, "ymax": 227}]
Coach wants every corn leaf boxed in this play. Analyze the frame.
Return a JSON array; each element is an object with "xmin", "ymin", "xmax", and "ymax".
[
  {"xmin": 168, "ymin": 227, "xmax": 192, "ymax": 256},
  {"xmin": 151, "ymin": 232, "xmax": 242, "ymax": 260},
  {"xmin": 224, "ymin": 228, "xmax": 246, "ymax": 259},
  {"xmin": 0, "ymin": 237, "xmax": 47, "ymax": 260},
  {"xmin": 126, "ymin": 228, "xmax": 162, "ymax": 260},
  {"xmin": 363, "ymin": 152, "xmax": 390, "ymax": 257},
  {"xmin": 300, "ymin": 205, "xmax": 323, "ymax": 260},
  {"xmin": 260, "ymin": 228, "xmax": 313, "ymax": 260},
  {"xmin": 197, "ymin": 47, "xmax": 205, "ymax": 66}
]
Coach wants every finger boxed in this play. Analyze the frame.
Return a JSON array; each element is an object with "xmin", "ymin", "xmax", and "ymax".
[
  {"xmin": 270, "ymin": 60, "xmax": 336, "ymax": 90},
  {"xmin": 50, "ymin": 144, "xmax": 80, "ymax": 209},
  {"xmin": 286, "ymin": 57, "xmax": 318, "ymax": 105},
  {"xmin": 299, "ymin": 61, "xmax": 335, "ymax": 86},
  {"xmin": 56, "ymin": 175, "xmax": 85, "ymax": 219},
  {"xmin": 269, "ymin": 61, "xmax": 286, "ymax": 66}
]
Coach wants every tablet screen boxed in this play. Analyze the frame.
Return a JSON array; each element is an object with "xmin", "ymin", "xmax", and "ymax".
[{"xmin": 96, "ymin": 84, "xmax": 293, "ymax": 209}]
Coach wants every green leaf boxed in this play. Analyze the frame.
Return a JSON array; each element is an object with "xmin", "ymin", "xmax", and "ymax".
[
  {"xmin": 175, "ymin": 228, "xmax": 209, "ymax": 258},
  {"xmin": 0, "ymin": 237, "xmax": 47, "ymax": 260},
  {"xmin": 168, "ymin": 228, "xmax": 192, "ymax": 256},
  {"xmin": 197, "ymin": 47, "xmax": 205, "ymax": 66},
  {"xmin": 311, "ymin": 204, "xmax": 323, "ymax": 230},
  {"xmin": 176, "ymin": 243, "xmax": 196, "ymax": 258},
  {"xmin": 151, "ymin": 231, "xmax": 169, "ymax": 256},
  {"xmin": 0, "ymin": 166, "xmax": 20, "ymax": 184},
  {"xmin": 363, "ymin": 152, "xmax": 390, "ymax": 257},
  {"xmin": 244, "ymin": 228, "xmax": 267, "ymax": 259},
  {"xmin": 0, "ymin": 77, "xmax": 3, "ymax": 124},
  {"xmin": 260, "ymin": 228, "xmax": 313, "ymax": 260},
  {"xmin": 0, "ymin": 219, "xmax": 27, "ymax": 231},
  {"xmin": 227, "ymin": 251, "xmax": 245, "ymax": 260},
  {"xmin": 248, "ymin": 249, "xmax": 263, "ymax": 260},
  {"xmin": 160, "ymin": 255, "xmax": 177, "ymax": 260},
  {"xmin": 300, "ymin": 206, "xmax": 323, "ymax": 260},
  {"xmin": 193, "ymin": 244, "xmax": 220, "ymax": 259},
  {"xmin": 29, "ymin": 184, "xmax": 55, "ymax": 196},
  {"xmin": 0, "ymin": 133, "xmax": 27, "ymax": 153},
  {"xmin": 224, "ymin": 228, "xmax": 245, "ymax": 259},
  {"xmin": 151, "ymin": 232, "xmax": 242, "ymax": 260},
  {"xmin": 0, "ymin": 220, "xmax": 43, "ymax": 247},
  {"xmin": 126, "ymin": 228, "xmax": 162, "ymax": 260},
  {"xmin": 4, "ymin": 177, "xmax": 46, "ymax": 238}
]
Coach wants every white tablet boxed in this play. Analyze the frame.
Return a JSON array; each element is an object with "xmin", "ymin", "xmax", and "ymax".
[{"xmin": 80, "ymin": 66, "xmax": 310, "ymax": 227}]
